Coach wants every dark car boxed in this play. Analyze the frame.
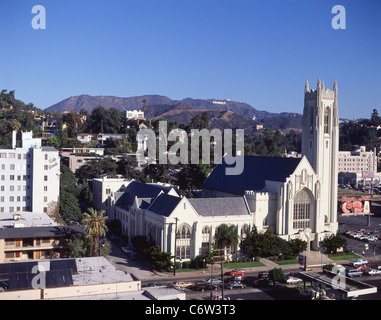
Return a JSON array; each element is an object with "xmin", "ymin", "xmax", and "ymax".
[
  {"xmin": 258, "ymin": 271, "xmax": 269, "ymax": 279},
  {"xmin": 195, "ymin": 283, "xmax": 212, "ymax": 291}
]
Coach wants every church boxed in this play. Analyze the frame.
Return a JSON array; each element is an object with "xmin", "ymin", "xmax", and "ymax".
[
  {"xmin": 203, "ymin": 78, "xmax": 339, "ymax": 250},
  {"xmin": 104, "ymin": 79, "xmax": 339, "ymax": 260}
]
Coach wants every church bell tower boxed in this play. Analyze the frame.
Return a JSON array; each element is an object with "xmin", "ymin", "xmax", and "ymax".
[{"xmin": 302, "ymin": 78, "xmax": 339, "ymax": 233}]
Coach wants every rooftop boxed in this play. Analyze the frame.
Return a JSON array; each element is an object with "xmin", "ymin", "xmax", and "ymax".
[
  {"xmin": 0, "ymin": 225, "xmax": 84, "ymax": 239},
  {"xmin": 189, "ymin": 197, "xmax": 251, "ymax": 217},
  {"xmin": 202, "ymin": 155, "xmax": 301, "ymax": 195},
  {"xmin": 0, "ymin": 212, "xmax": 57, "ymax": 229}
]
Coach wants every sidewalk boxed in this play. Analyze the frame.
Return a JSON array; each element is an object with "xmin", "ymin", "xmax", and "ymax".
[{"xmin": 128, "ymin": 252, "xmax": 381, "ymax": 281}]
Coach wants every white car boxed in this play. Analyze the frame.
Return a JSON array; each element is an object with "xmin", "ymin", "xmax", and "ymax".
[
  {"xmin": 367, "ymin": 236, "xmax": 378, "ymax": 242},
  {"xmin": 365, "ymin": 268, "xmax": 381, "ymax": 276},
  {"xmin": 350, "ymin": 259, "xmax": 368, "ymax": 266},
  {"xmin": 286, "ymin": 276, "xmax": 303, "ymax": 284},
  {"xmin": 206, "ymin": 278, "xmax": 221, "ymax": 285}
]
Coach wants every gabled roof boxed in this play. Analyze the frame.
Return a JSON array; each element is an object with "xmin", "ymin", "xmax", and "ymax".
[
  {"xmin": 147, "ymin": 194, "xmax": 182, "ymax": 217},
  {"xmin": 115, "ymin": 181, "xmax": 175, "ymax": 209},
  {"xmin": 202, "ymin": 155, "xmax": 301, "ymax": 195},
  {"xmin": 188, "ymin": 197, "xmax": 250, "ymax": 217}
]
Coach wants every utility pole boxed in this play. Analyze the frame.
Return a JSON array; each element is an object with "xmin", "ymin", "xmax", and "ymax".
[{"xmin": 212, "ymin": 248, "xmax": 228, "ymax": 300}]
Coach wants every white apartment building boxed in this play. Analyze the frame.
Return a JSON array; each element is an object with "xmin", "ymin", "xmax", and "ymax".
[{"xmin": 0, "ymin": 131, "xmax": 60, "ymax": 214}]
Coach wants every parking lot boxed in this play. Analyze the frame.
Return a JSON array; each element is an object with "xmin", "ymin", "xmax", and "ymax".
[{"xmin": 338, "ymin": 213, "xmax": 381, "ymax": 257}]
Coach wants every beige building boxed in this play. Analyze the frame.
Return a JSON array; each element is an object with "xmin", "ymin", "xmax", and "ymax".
[
  {"xmin": 0, "ymin": 225, "xmax": 84, "ymax": 263},
  {"xmin": 338, "ymin": 146, "xmax": 377, "ymax": 184}
]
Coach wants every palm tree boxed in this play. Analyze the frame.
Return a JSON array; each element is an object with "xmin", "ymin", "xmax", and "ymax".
[
  {"xmin": 81, "ymin": 208, "xmax": 108, "ymax": 256},
  {"xmin": 215, "ymin": 224, "xmax": 239, "ymax": 253}
]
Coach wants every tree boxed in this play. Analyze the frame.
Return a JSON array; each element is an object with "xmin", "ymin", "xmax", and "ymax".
[
  {"xmin": 288, "ymin": 238, "xmax": 307, "ymax": 256},
  {"xmin": 66, "ymin": 235, "xmax": 92, "ymax": 258},
  {"xmin": 320, "ymin": 231, "xmax": 347, "ymax": 254},
  {"xmin": 269, "ymin": 267, "xmax": 286, "ymax": 285},
  {"xmin": 215, "ymin": 224, "xmax": 239, "ymax": 253},
  {"xmin": 81, "ymin": 208, "xmax": 108, "ymax": 257},
  {"xmin": 145, "ymin": 246, "xmax": 173, "ymax": 272},
  {"xmin": 63, "ymin": 110, "xmax": 82, "ymax": 138},
  {"xmin": 188, "ymin": 111, "xmax": 209, "ymax": 130},
  {"xmin": 59, "ymin": 162, "xmax": 81, "ymax": 222},
  {"xmin": 370, "ymin": 109, "xmax": 380, "ymax": 125}
]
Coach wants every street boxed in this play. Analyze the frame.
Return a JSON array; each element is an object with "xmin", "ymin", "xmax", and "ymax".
[{"xmin": 106, "ymin": 218, "xmax": 381, "ymax": 300}]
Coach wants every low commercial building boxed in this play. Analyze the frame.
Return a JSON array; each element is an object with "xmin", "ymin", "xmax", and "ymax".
[{"xmin": 0, "ymin": 257, "xmax": 185, "ymax": 300}]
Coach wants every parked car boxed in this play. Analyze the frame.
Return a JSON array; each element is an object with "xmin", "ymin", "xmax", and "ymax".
[
  {"xmin": 258, "ymin": 271, "xmax": 269, "ymax": 279},
  {"xmin": 356, "ymin": 265, "xmax": 371, "ymax": 272},
  {"xmin": 205, "ymin": 278, "xmax": 221, "ymax": 286},
  {"xmin": 121, "ymin": 246, "xmax": 134, "ymax": 255},
  {"xmin": 225, "ymin": 281, "xmax": 245, "ymax": 289},
  {"xmin": 229, "ymin": 268, "xmax": 246, "ymax": 276},
  {"xmin": 346, "ymin": 268, "xmax": 363, "ymax": 277},
  {"xmin": 255, "ymin": 278, "xmax": 274, "ymax": 288},
  {"xmin": 349, "ymin": 259, "xmax": 368, "ymax": 266},
  {"xmin": 364, "ymin": 268, "xmax": 381, "ymax": 276},
  {"xmin": 229, "ymin": 276, "xmax": 243, "ymax": 282},
  {"xmin": 286, "ymin": 276, "xmax": 303, "ymax": 284},
  {"xmin": 195, "ymin": 283, "xmax": 212, "ymax": 291},
  {"xmin": 172, "ymin": 281, "xmax": 193, "ymax": 288}
]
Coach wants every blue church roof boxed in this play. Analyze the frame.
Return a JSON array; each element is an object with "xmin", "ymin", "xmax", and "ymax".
[{"xmin": 202, "ymin": 155, "xmax": 301, "ymax": 195}]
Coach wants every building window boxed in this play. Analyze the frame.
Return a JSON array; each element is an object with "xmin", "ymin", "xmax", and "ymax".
[
  {"xmin": 176, "ymin": 246, "xmax": 191, "ymax": 260},
  {"xmin": 202, "ymin": 226, "xmax": 210, "ymax": 234},
  {"xmin": 177, "ymin": 225, "xmax": 191, "ymax": 239},
  {"xmin": 201, "ymin": 242, "xmax": 210, "ymax": 257},
  {"xmin": 44, "ymin": 176, "xmax": 48, "ymax": 181},
  {"xmin": 293, "ymin": 189, "xmax": 313, "ymax": 230},
  {"xmin": 324, "ymin": 108, "xmax": 330, "ymax": 134}
]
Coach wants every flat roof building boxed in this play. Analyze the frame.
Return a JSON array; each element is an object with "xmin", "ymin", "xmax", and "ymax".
[{"xmin": 0, "ymin": 131, "xmax": 60, "ymax": 215}]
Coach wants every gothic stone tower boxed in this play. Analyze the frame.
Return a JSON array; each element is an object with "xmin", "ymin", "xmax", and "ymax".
[{"xmin": 302, "ymin": 78, "xmax": 339, "ymax": 237}]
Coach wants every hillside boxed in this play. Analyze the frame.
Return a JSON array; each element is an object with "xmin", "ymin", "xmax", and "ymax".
[{"xmin": 46, "ymin": 94, "xmax": 302, "ymax": 131}]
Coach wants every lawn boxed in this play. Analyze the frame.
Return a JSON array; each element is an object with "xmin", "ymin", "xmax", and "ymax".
[
  {"xmin": 222, "ymin": 261, "xmax": 265, "ymax": 269},
  {"xmin": 328, "ymin": 253, "xmax": 361, "ymax": 260},
  {"xmin": 274, "ymin": 259, "xmax": 298, "ymax": 265},
  {"xmin": 174, "ymin": 260, "xmax": 265, "ymax": 273}
]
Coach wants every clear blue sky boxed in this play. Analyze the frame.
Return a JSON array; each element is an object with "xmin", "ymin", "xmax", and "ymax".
[{"xmin": 1, "ymin": 0, "xmax": 380, "ymax": 119}]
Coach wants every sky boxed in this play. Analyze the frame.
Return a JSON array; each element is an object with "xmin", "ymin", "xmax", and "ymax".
[{"xmin": 0, "ymin": 0, "xmax": 380, "ymax": 120}]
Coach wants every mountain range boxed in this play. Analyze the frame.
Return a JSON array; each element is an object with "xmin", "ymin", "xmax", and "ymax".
[{"xmin": 46, "ymin": 94, "xmax": 303, "ymax": 132}]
